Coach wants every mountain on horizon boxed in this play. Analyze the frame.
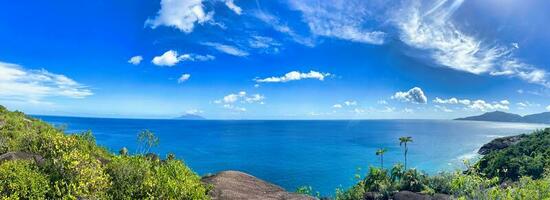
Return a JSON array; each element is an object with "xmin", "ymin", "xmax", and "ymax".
[
  {"xmin": 175, "ymin": 114, "xmax": 206, "ymax": 120},
  {"xmin": 456, "ymin": 111, "xmax": 550, "ymax": 124}
]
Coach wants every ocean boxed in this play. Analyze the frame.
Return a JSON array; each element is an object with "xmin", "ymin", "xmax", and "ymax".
[{"xmin": 34, "ymin": 116, "xmax": 547, "ymax": 196}]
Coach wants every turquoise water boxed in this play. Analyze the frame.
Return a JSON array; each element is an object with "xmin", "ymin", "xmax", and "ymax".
[{"xmin": 35, "ymin": 116, "xmax": 547, "ymax": 195}]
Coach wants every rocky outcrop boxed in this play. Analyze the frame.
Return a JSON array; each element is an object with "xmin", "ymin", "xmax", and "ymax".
[
  {"xmin": 0, "ymin": 151, "xmax": 45, "ymax": 165},
  {"xmin": 202, "ymin": 171, "xmax": 316, "ymax": 200},
  {"xmin": 393, "ymin": 191, "xmax": 451, "ymax": 200},
  {"xmin": 478, "ymin": 134, "xmax": 526, "ymax": 155}
]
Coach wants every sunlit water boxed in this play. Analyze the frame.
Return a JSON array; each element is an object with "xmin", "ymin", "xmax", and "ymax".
[{"xmin": 35, "ymin": 116, "xmax": 548, "ymax": 196}]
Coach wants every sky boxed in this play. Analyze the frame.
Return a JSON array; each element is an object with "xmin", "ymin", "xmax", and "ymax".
[{"xmin": 0, "ymin": 0, "xmax": 550, "ymax": 119}]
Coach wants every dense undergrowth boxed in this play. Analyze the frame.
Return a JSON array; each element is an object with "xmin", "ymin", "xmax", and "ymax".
[
  {"xmin": 331, "ymin": 128, "xmax": 550, "ymax": 200},
  {"xmin": 0, "ymin": 106, "xmax": 209, "ymax": 199}
]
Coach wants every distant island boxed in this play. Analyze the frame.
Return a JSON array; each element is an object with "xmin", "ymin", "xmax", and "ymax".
[
  {"xmin": 174, "ymin": 114, "xmax": 206, "ymax": 120},
  {"xmin": 456, "ymin": 111, "xmax": 550, "ymax": 124}
]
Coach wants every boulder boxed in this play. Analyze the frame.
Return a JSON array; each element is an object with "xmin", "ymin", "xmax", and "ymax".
[
  {"xmin": 478, "ymin": 134, "xmax": 526, "ymax": 155},
  {"xmin": 0, "ymin": 151, "xmax": 45, "ymax": 165},
  {"xmin": 393, "ymin": 191, "xmax": 451, "ymax": 200},
  {"xmin": 202, "ymin": 170, "xmax": 316, "ymax": 200}
]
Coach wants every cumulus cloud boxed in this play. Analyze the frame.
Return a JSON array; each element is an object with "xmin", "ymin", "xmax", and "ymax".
[
  {"xmin": 152, "ymin": 50, "xmax": 214, "ymax": 66},
  {"xmin": 255, "ymin": 71, "xmax": 331, "ymax": 83},
  {"xmin": 395, "ymin": 0, "xmax": 549, "ymax": 87},
  {"xmin": 333, "ymin": 104, "xmax": 343, "ymax": 108},
  {"xmin": 214, "ymin": 91, "xmax": 264, "ymax": 111},
  {"xmin": 547, "ymin": 105, "xmax": 550, "ymax": 112},
  {"xmin": 145, "ymin": 0, "xmax": 213, "ymax": 33},
  {"xmin": 128, "ymin": 56, "xmax": 143, "ymax": 65},
  {"xmin": 469, "ymin": 100, "xmax": 509, "ymax": 111},
  {"xmin": 391, "ymin": 87, "xmax": 427, "ymax": 104},
  {"xmin": 177, "ymin": 74, "xmax": 191, "ymax": 83},
  {"xmin": 224, "ymin": 0, "xmax": 242, "ymax": 15},
  {"xmin": 201, "ymin": 42, "xmax": 249, "ymax": 57},
  {"xmin": 289, "ymin": 0, "xmax": 385, "ymax": 45},
  {"xmin": 0, "ymin": 61, "xmax": 92, "ymax": 103},
  {"xmin": 434, "ymin": 96, "xmax": 510, "ymax": 111},
  {"xmin": 433, "ymin": 97, "xmax": 470, "ymax": 105}
]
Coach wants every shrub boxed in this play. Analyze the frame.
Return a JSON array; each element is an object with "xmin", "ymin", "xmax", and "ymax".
[{"xmin": 0, "ymin": 160, "xmax": 50, "ymax": 199}]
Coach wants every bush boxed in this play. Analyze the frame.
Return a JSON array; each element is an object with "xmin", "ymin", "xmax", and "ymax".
[
  {"xmin": 0, "ymin": 160, "xmax": 50, "ymax": 199},
  {"xmin": 0, "ymin": 107, "xmax": 211, "ymax": 199}
]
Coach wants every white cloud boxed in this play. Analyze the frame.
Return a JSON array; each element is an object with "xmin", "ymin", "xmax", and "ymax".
[
  {"xmin": 153, "ymin": 50, "xmax": 180, "ymax": 66},
  {"xmin": 403, "ymin": 108, "xmax": 414, "ymax": 113},
  {"xmin": 128, "ymin": 56, "xmax": 143, "ymax": 65},
  {"xmin": 395, "ymin": 0, "xmax": 549, "ymax": 87},
  {"xmin": 224, "ymin": 0, "xmax": 242, "ymax": 15},
  {"xmin": 516, "ymin": 101, "xmax": 539, "ymax": 109},
  {"xmin": 289, "ymin": 0, "xmax": 385, "ymax": 45},
  {"xmin": 146, "ymin": 0, "xmax": 213, "ymax": 33},
  {"xmin": 253, "ymin": 84, "xmax": 260, "ymax": 88},
  {"xmin": 215, "ymin": 91, "xmax": 264, "ymax": 111},
  {"xmin": 434, "ymin": 105, "xmax": 453, "ymax": 112},
  {"xmin": 391, "ymin": 87, "xmax": 427, "ymax": 104},
  {"xmin": 433, "ymin": 97, "xmax": 470, "ymax": 105},
  {"xmin": 434, "ymin": 96, "xmax": 511, "ymax": 111},
  {"xmin": 255, "ymin": 71, "xmax": 331, "ymax": 83},
  {"xmin": 186, "ymin": 109, "xmax": 203, "ymax": 115},
  {"xmin": 202, "ymin": 42, "xmax": 249, "ymax": 57},
  {"xmin": 152, "ymin": 50, "xmax": 214, "ymax": 66},
  {"xmin": 0, "ymin": 61, "xmax": 92, "ymax": 103},
  {"xmin": 469, "ymin": 100, "xmax": 509, "ymax": 111},
  {"xmin": 333, "ymin": 104, "xmax": 343, "ymax": 108},
  {"xmin": 377, "ymin": 100, "xmax": 388, "ymax": 105},
  {"xmin": 177, "ymin": 74, "xmax": 191, "ymax": 83},
  {"xmin": 547, "ymin": 105, "xmax": 550, "ymax": 112},
  {"xmin": 252, "ymin": 11, "xmax": 314, "ymax": 47},
  {"xmin": 344, "ymin": 100, "xmax": 357, "ymax": 106}
]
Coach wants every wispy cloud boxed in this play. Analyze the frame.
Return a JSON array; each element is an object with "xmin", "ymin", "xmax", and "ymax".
[
  {"xmin": 252, "ymin": 11, "xmax": 314, "ymax": 47},
  {"xmin": 202, "ymin": 42, "xmax": 249, "ymax": 57},
  {"xmin": 152, "ymin": 50, "xmax": 214, "ymax": 66},
  {"xmin": 289, "ymin": 0, "xmax": 385, "ymax": 45},
  {"xmin": 145, "ymin": 0, "xmax": 213, "ymax": 33},
  {"xmin": 224, "ymin": 0, "xmax": 242, "ymax": 15},
  {"xmin": 255, "ymin": 70, "xmax": 331, "ymax": 83},
  {"xmin": 0, "ymin": 61, "xmax": 92, "ymax": 103},
  {"xmin": 128, "ymin": 56, "xmax": 143, "ymax": 65},
  {"xmin": 391, "ymin": 87, "xmax": 427, "ymax": 104},
  {"xmin": 395, "ymin": 0, "xmax": 549, "ymax": 87}
]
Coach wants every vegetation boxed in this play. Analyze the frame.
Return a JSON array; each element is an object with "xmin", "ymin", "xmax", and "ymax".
[
  {"xmin": 398, "ymin": 136, "xmax": 413, "ymax": 169},
  {"xmin": 336, "ymin": 128, "xmax": 550, "ymax": 200},
  {"xmin": 375, "ymin": 148, "xmax": 387, "ymax": 168},
  {"xmin": 0, "ymin": 105, "xmax": 210, "ymax": 199}
]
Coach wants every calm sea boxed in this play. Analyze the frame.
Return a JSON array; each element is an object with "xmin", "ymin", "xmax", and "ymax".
[{"xmin": 34, "ymin": 116, "xmax": 548, "ymax": 196}]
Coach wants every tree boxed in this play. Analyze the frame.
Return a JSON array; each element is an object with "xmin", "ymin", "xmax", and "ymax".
[
  {"xmin": 375, "ymin": 148, "xmax": 387, "ymax": 168},
  {"xmin": 399, "ymin": 136, "xmax": 413, "ymax": 169},
  {"xmin": 137, "ymin": 130, "xmax": 159, "ymax": 154}
]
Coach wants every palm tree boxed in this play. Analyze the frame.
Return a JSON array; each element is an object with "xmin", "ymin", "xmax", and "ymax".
[
  {"xmin": 375, "ymin": 148, "xmax": 387, "ymax": 168},
  {"xmin": 399, "ymin": 136, "xmax": 413, "ymax": 169}
]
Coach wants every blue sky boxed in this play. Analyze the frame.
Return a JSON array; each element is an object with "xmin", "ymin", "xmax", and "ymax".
[{"xmin": 1, "ymin": 0, "xmax": 549, "ymax": 119}]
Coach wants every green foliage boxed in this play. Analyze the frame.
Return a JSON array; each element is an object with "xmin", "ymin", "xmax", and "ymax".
[
  {"xmin": 137, "ymin": 129, "xmax": 159, "ymax": 154},
  {"xmin": 0, "ymin": 107, "xmax": 210, "ymax": 199},
  {"xmin": 477, "ymin": 128, "xmax": 550, "ymax": 181},
  {"xmin": 0, "ymin": 160, "xmax": 50, "ymax": 199}
]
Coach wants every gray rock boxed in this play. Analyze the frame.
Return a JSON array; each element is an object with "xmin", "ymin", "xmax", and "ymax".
[
  {"xmin": 202, "ymin": 170, "xmax": 316, "ymax": 200},
  {"xmin": 393, "ymin": 191, "xmax": 451, "ymax": 200},
  {"xmin": 478, "ymin": 134, "xmax": 526, "ymax": 155},
  {"xmin": 0, "ymin": 151, "xmax": 45, "ymax": 165}
]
